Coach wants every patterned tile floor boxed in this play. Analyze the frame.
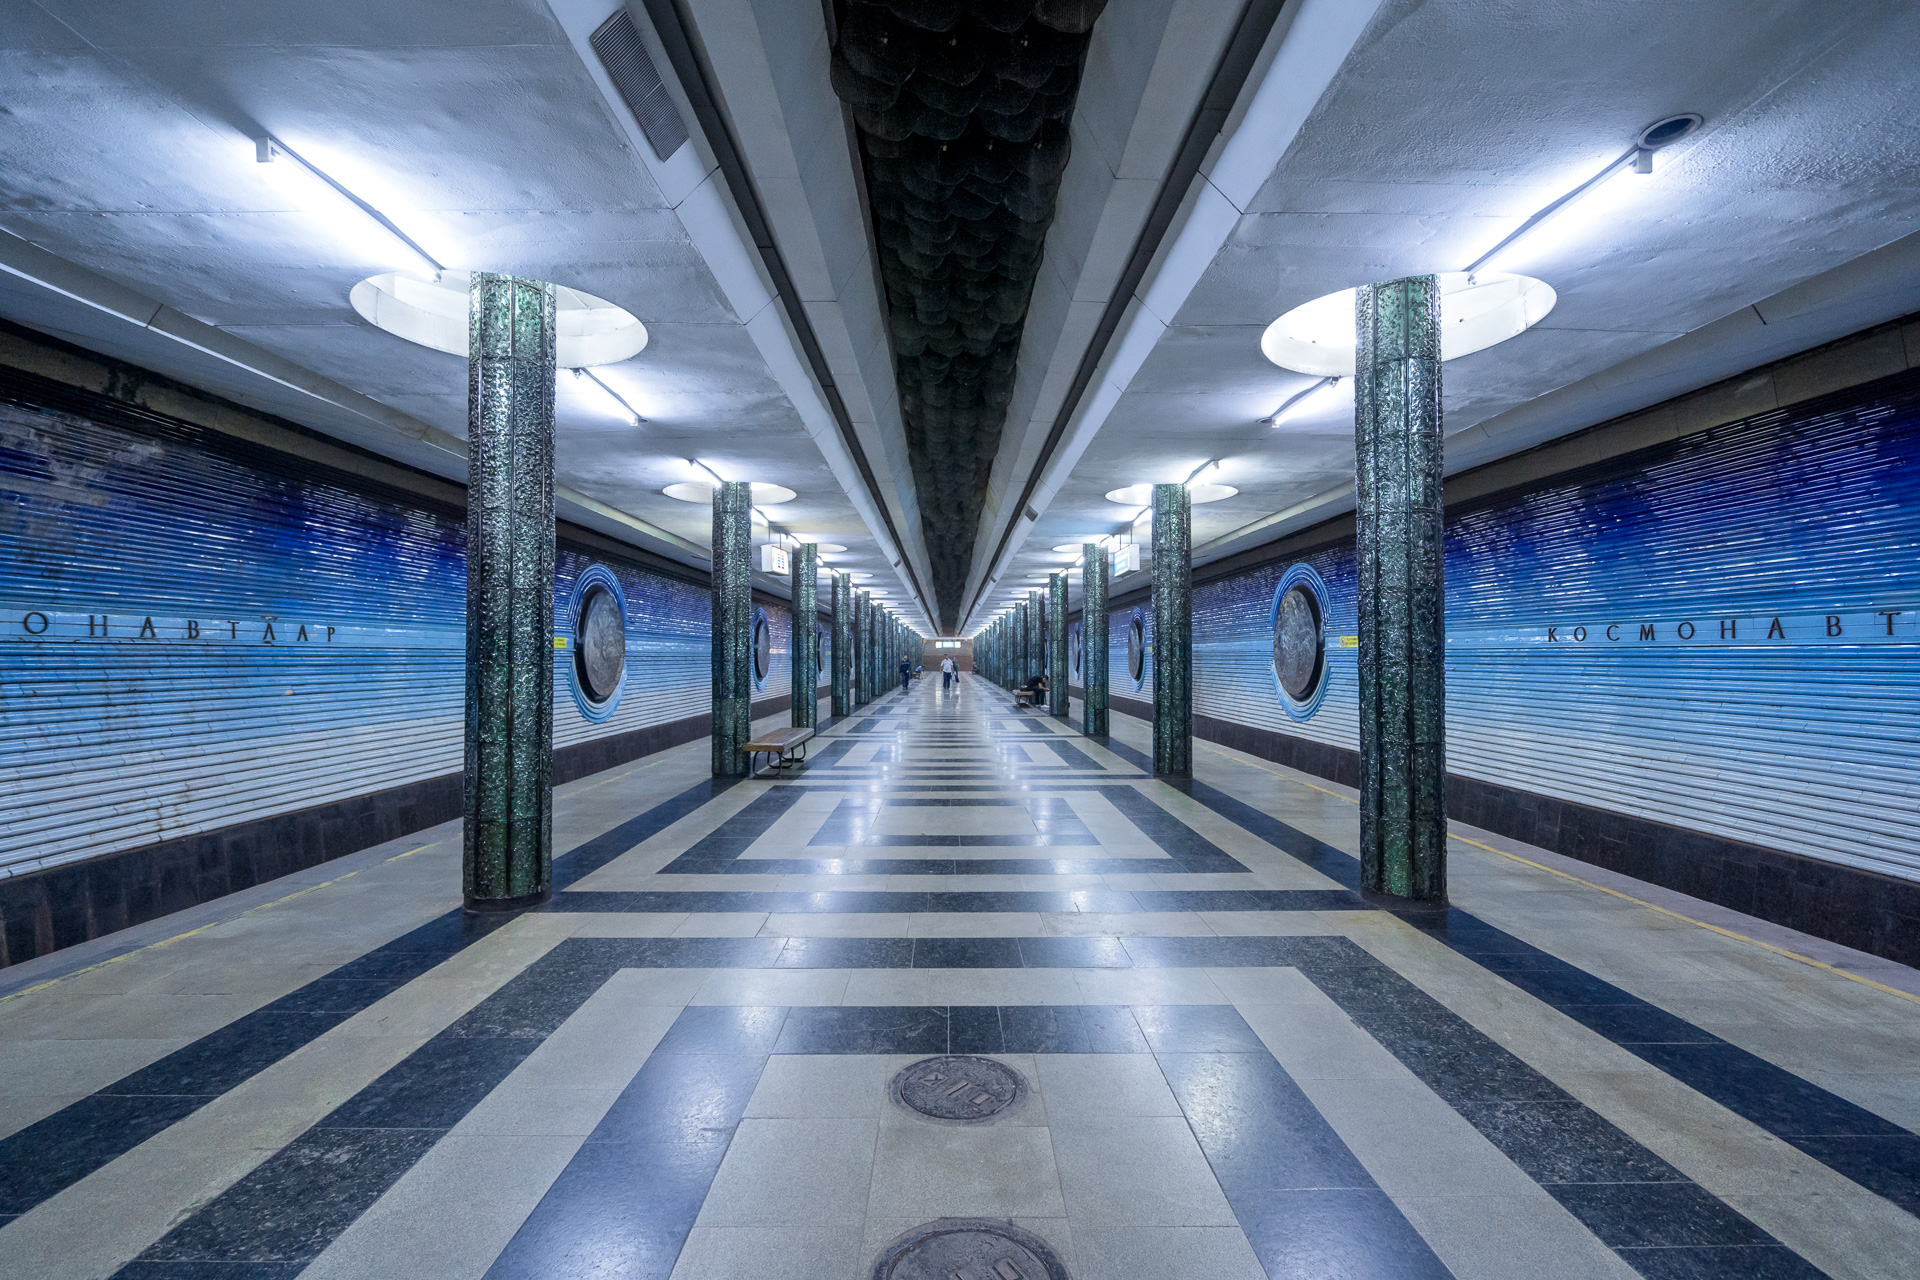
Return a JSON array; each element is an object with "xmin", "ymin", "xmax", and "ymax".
[{"xmin": 1, "ymin": 674, "xmax": 1917, "ymax": 1278}]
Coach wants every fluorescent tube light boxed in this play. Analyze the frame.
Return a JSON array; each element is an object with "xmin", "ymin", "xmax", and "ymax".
[{"xmin": 255, "ymin": 137, "xmax": 444, "ymax": 278}]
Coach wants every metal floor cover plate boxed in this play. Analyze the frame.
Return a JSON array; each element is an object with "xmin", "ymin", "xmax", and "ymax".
[
  {"xmin": 891, "ymin": 1055, "xmax": 1026, "ymax": 1123},
  {"xmin": 872, "ymin": 1217, "xmax": 1070, "ymax": 1280}
]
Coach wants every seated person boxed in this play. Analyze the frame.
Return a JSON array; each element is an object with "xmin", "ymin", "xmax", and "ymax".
[{"xmin": 1016, "ymin": 673, "xmax": 1048, "ymax": 707}]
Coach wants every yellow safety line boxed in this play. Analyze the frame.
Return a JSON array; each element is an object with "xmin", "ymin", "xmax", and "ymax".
[
  {"xmin": 1197, "ymin": 740, "xmax": 1920, "ymax": 1007},
  {"xmin": 566, "ymin": 754, "xmax": 666, "ymax": 797},
  {"xmin": 0, "ymin": 839, "xmax": 445, "ymax": 1006}
]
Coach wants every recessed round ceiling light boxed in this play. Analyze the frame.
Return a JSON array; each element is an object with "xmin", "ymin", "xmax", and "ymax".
[
  {"xmin": 1104, "ymin": 483, "xmax": 1237, "ymax": 506},
  {"xmin": 846, "ymin": 571, "xmax": 874, "ymax": 581},
  {"xmin": 806, "ymin": 544, "xmax": 848, "ymax": 554},
  {"xmin": 1260, "ymin": 272, "xmax": 1555, "ymax": 377},
  {"xmin": 351, "ymin": 271, "xmax": 648, "ymax": 366},
  {"xmin": 1052, "ymin": 542, "xmax": 1103, "ymax": 554},
  {"xmin": 865, "ymin": 589, "xmax": 890, "ymax": 597},
  {"xmin": 661, "ymin": 481, "xmax": 797, "ymax": 504},
  {"xmin": 1638, "ymin": 113, "xmax": 1702, "ymax": 150}
]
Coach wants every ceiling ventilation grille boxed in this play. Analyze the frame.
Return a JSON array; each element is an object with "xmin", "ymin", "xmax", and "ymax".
[{"xmin": 590, "ymin": 10, "xmax": 689, "ymax": 161}]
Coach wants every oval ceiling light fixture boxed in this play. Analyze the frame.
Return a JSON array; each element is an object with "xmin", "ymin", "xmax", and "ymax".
[
  {"xmin": 1260, "ymin": 272, "xmax": 1555, "ymax": 377},
  {"xmin": 846, "ymin": 571, "xmax": 875, "ymax": 581},
  {"xmin": 351, "ymin": 271, "xmax": 648, "ymax": 366},
  {"xmin": 791, "ymin": 535, "xmax": 849, "ymax": 553},
  {"xmin": 661, "ymin": 481, "xmax": 797, "ymax": 504},
  {"xmin": 1052, "ymin": 540, "xmax": 1106, "ymax": 553},
  {"xmin": 1104, "ymin": 482, "xmax": 1238, "ymax": 506}
]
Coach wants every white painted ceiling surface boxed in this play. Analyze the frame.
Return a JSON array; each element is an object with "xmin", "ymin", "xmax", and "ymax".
[
  {"xmin": 4, "ymin": 0, "xmax": 1917, "ymax": 637},
  {"xmin": 970, "ymin": 0, "xmax": 1920, "ymax": 628},
  {"xmin": 0, "ymin": 0, "xmax": 928, "ymax": 621}
]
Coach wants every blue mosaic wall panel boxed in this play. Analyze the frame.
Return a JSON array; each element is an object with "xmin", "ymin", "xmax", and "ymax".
[
  {"xmin": 1178, "ymin": 376, "xmax": 1920, "ymax": 882},
  {"xmin": 0, "ymin": 398, "xmax": 715, "ymax": 878}
]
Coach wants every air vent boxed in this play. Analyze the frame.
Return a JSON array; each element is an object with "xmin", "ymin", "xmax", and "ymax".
[{"xmin": 590, "ymin": 10, "xmax": 689, "ymax": 161}]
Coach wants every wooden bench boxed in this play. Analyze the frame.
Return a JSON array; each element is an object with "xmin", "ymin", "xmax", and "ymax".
[
  {"xmin": 1013, "ymin": 688, "xmax": 1041, "ymax": 708},
  {"xmin": 743, "ymin": 726, "xmax": 815, "ymax": 776}
]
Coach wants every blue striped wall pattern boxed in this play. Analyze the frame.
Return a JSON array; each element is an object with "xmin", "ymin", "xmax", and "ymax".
[
  {"xmin": 0, "ymin": 398, "xmax": 726, "ymax": 880},
  {"xmin": 1177, "ymin": 375, "xmax": 1920, "ymax": 883}
]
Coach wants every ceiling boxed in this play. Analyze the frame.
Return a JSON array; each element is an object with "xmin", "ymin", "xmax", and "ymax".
[{"xmin": 4, "ymin": 0, "xmax": 1917, "ymax": 637}]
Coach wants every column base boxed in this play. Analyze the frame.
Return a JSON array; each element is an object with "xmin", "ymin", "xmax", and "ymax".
[
  {"xmin": 1359, "ymin": 887, "xmax": 1451, "ymax": 911},
  {"xmin": 464, "ymin": 888, "xmax": 552, "ymax": 914}
]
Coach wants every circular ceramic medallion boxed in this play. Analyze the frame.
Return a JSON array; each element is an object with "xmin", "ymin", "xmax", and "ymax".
[
  {"xmin": 1273, "ymin": 584, "xmax": 1323, "ymax": 701},
  {"xmin": 575, "ymin": 586, "xmax": 626, "ymax": 703}
]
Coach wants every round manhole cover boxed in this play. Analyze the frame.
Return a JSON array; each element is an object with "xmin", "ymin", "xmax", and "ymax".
[
  {"xmin": 872, "ymin": 1218, "xmax": 1069, "ymax": 1280},
  {"xmin": 891, "ymin": 1055, "xmax": 1026, "ymax": 1124}
]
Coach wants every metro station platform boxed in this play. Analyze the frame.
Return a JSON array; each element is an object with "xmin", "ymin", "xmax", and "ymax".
[{"xmin": 1, "ymin": 678, "xmax": 1913, "ymax": 1280}]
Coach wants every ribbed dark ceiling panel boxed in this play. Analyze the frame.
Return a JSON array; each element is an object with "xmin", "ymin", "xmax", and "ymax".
[{"xmin": 831, "ymin": 0, "xmax": 1108, "ymax": 630}]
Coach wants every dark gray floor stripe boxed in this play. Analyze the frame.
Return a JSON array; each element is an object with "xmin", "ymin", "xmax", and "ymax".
[
  {"xmin": 0, "ymin": 777, "xmax": 734, "ymax": 1222},
  {"xmin": 542, "ymin": 888, "xmax": 1364, "ymax": 913},
  {"xmin": 1110, "ymin": 726, "xmax": 1904, "ymax": 1250}
]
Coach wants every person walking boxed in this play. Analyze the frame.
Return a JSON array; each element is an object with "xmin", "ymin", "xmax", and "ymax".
[
  {"xmin": 899, "ymin": 657, "xmax": 912, "ymax": 694},
  {"xmin": 940, "ymin": 655, "xmax": 955, "ymax": 691}
]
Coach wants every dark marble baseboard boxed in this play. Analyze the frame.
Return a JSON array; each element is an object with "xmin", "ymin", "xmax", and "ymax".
[
  {"xmin": 0, "ymin": 773, "xmax": 467, "ymax": 970},
  {"xmin": 1109, "ymin": 699, "xmax": 1920, "ymax": 968},
  {"xmin": 0, "ymin": 702, "xmax": 816, "ymax": 969}
]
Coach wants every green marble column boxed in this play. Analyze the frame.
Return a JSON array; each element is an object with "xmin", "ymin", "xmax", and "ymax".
[
  {"xmin": 790, "ymin": 544, "xmax": 817, "ymax": 729},
  {"xmin": 1012, "ymin": 600, "xmax": 1028, "ymax": 688},
  {"xmin": 1081, "ymin": 543, "xmax": 1109, "ymax": 738},
  {"xmin": 1047, "ymin": 573, "xmax": 1068, "ymax": 717},
  {"xmin": 882, "ymin": 611, "xmax": 894, "ymax": 694},
  {"xmin": 1027, "ymin": 589, "xmax": 1043, "ymax": 685},
  {"xmin": 463, "ymin": 273, "xmax": 556, "ymax": 911},
  {"xmin": 863, "ymin": 592, "xmax": 877, "ymax": 703},
  {"xmin": 831, "ymin": 571, "xmax": 851, "ymax": 717},
  {"xmin": 853, "ymin": 590, "xmax": 870, "ymax": 705},
  {"xmin": 1151, "ymin": 482, "xmax": 1192, "ymax": 778},
  {"xmin": 1356, "ymin": 274, "xmax": 1448, "ymax": 902},
  {"xmin": 711, "ymin": 480, "xmax": 752, "ymax": 777}
]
